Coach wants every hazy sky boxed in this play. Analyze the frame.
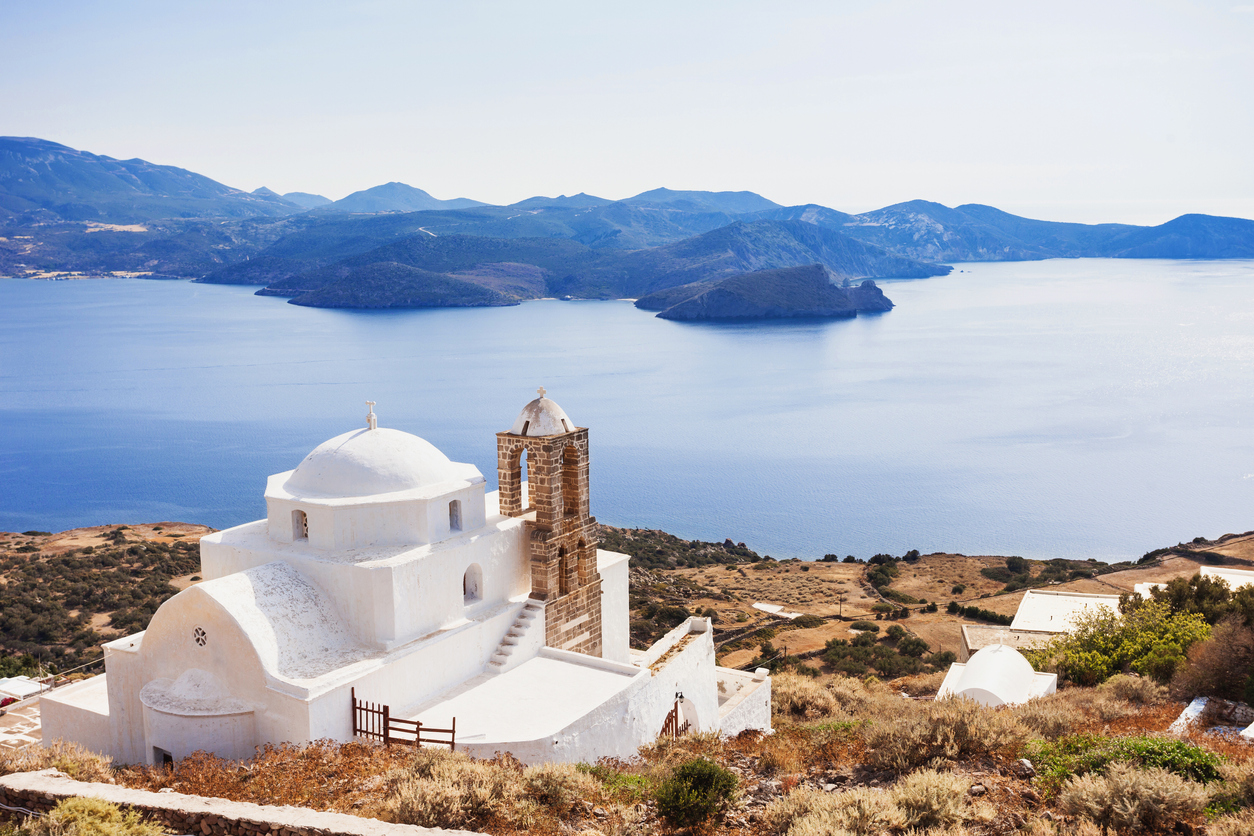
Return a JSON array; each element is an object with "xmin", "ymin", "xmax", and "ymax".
[{"xmin": 5, "ymin": 1, "xmax": 1253, "ymax": 224}]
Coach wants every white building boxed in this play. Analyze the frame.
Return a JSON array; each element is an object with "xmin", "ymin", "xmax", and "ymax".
[
  {"xmin": 1009, "ymin": 589, "xmax": 1120, "ymax": 632},
  {"xmin": 41, "ymin": 393, "xmax": 771, "ymax": 766},
  {"xmin": 1135, "ymin": 565, "xmax": 1254, "ymax": 599},
  {"xmin": 936, "ymin": 644, "xmax": 1057, "ymax": 707}
]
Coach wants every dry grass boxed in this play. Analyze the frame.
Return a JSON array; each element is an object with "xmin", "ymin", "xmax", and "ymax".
[
  {"xmin": 765, "ymin": 769, "xmax": 992, "ymax": 836},
  {"xmin": 22, "ymin": 797, "xmax": 169, "ymax": 836},
  {"xmin": 382, "ymin": 748, "xmax": 533, "ymax": 831},
  {"xmin": 862, "ymin": 696, "xmax": 1028, "ymax": 771},
  {"xmin": 1097, "ymin": 674, "xmax": 1167, "ymax": 705},
  {"xmin": 118, "ymin": 741, "xmax": 415, "ymax": 812},
  {"xmin": 0, "ymin": 740, "xmax": 113, "ymax": 782},
  {"xmin": 1056, "ymin": 762, "xmax": 1208, "ymax": 833},
  {"xmin": 893, "ymin": 670, "xmax": 946, "ymax": 697},
  {"xmin": 772, "ymin": 673, "xmax": 842, "ymax": 720},
  {"xmin": 1208, "ymin": 808, "xmax": 1254, "ymax": 836}
]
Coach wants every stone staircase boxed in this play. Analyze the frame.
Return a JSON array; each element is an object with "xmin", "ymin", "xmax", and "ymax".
[{"xmin": 488, "ymin": 600, "xmax": 544, "ymax": 674}]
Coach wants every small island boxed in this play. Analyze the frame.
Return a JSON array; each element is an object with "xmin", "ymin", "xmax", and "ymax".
[{"xmin": 634, "ymin": 263, "xmax": 894, "ymax": 321}]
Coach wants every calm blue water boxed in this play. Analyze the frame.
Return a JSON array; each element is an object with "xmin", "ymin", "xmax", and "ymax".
[{"xmin": 2, "ymin": 259, "xmax": 1253, "ymax": 562}]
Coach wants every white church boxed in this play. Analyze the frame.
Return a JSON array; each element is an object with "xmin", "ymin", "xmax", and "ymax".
[{"xmin": 41, "ymin": 392, "xmax": 772, "ymax": 765}]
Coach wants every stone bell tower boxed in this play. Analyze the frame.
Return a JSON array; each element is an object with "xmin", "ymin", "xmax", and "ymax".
[{"xmin": 497, "ymin": 388, "xmax": 602, "ymax": 657}]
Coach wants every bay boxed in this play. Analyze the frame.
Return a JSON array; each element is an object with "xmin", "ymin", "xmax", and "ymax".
[{"xmin": 1, "ymin": 258, "xmax": 1252, "ymax": 562}]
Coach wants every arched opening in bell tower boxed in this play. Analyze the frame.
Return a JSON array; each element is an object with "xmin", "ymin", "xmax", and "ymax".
[{"xmin": 561, "ymin": 445, "xmax": 581, "ymax": 517}]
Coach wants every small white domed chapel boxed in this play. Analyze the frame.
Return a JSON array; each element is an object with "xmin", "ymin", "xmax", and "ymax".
[{"xmin": 41, "ymin": 393, "xmax": 772, "ymax": 765}]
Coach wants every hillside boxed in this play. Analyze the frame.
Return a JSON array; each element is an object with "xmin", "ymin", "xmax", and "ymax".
[
  {"xmin": 0, "ymin": 523, "xmax": 210, "ymax": 673},
  {"xmin": 634, "ymin": 264, "xmax": 894, "ymax": 321},
  {"xmin": 5, "ymin": 136, "xmax": 1254, "ymax": 288},
  {"xmin": 285, "ymin": 261, "xmax": 518, "ymax": 309},
  {"xmin": 0, "ymin": 137, "xmax": 300, "ymax": 224},
  {"xmin": 232, "ymin": 220, "xmax": 946, "ymax": 306},
  {"xmin": 7, "ymin": 524, "xmax": 1253, "ymax": 836}
]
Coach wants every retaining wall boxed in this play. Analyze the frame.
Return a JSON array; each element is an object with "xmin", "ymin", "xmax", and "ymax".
[{"xmin": 0, "ymin": 769, "xmax": 480, "ymax": 836}]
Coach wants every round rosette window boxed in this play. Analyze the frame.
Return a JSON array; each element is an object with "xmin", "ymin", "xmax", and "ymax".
[{"xmin": 193, "ymin": 626, "xmax": 207, "ymax": 647}]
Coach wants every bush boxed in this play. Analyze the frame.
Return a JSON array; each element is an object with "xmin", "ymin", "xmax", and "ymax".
[
  {"xmin": 891, "ymin": 768, "xmax": 977, "ymax": 831},
  {"xmin": 862, "ymin": 696, "xmax": 1027, "ymax": 771},
  {"xmin": 0, "ymin": 740, "xmax": 112, "ymax": 781},
  {"xmin": 1057, "ymin": 762, "xmax": 1208, "ymax": 833},
  {"xmin": 849, "ymin": 621, "xmax": 879, "ymax": 633},
  {"xmin": 764, "ymin": 769, "xmax": 990, "ymax": 836},
  {"xmin": 25, "ymin": 798, "xmax": 169, "ymax": 836},
  {"xmin": 1025, "ymin": 599, "xmax": 1211, "ymax": 686},
  {"xmin": 521, "ymin": 761, "xmax": 598, "ymax": 807},
  {"xmin": 1098, "ymin": 673, "xmax": 1166, "ymax": 705},
  {"xmin": 653, "ymin": 757, "xmax": 738, "ymax": 827},
  {"xmin": 1210, "ymin": 809, "xmax": 1254, "ymax": 836},
  {"xmin": 1169, "ymin": 616, "xmax": 1254, "ymax": 700},
  {"xmin": 1026, "ymin": 734, "xmax": 1224, "ymax": 795},
  {"xmin": 772, "ymin": 672, "xmax": 840, "ymax": 719},
  {"xmin": 385, "ymin": 748, "xmax": 527, "ymax": 830}
]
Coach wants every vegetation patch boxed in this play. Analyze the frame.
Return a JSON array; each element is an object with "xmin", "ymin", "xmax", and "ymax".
[
  {"xmin": 653, "ymin": 757, "xmax": 739, "ymax": 827},
  {"xmin": 1026, "ymin": 733, "xmax": 1224, "ymax": 795}
]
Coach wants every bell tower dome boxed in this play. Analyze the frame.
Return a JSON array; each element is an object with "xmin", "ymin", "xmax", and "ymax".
[{"xmin": 497, "ymin": 388, "xmax": 602, "ymax": 657}]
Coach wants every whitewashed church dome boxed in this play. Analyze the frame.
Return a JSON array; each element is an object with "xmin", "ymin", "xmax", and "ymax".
[
  {"xmin": 510, "ymin": 389, "xmax": 575, "ymax": 437},
  {"xmin": 284, "ymin": 427, "xmax": 461, "ymax": 497}
]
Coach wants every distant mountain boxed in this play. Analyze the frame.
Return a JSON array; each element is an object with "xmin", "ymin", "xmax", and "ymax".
[
  {"xmin": 508, "ymin": 193, "xmax": 613, "ymax": 209},
  {"xmin": 285, "ymin": 261, "xmax": 517, "ymax": 309},
  {"xmin": 635, "ymin": 264, "xmax": 893, "ymax": 321},
  {"xmin": 600, "ymin": 220, "xmax": 951, "ymax": 297},
  {"xmin": 748, "ymin": 203, "xmax": 855, "ymax": 227},
  {"xmin": 327, "ymin": 182, "xmax": 487, "ymax": 213},
  {"xmin": 1101, "ymin": 213, "xmax": 1254, "ymax": 258},
  {"xmin": 0, "ymin": 137, "xmax": 300, "ymax": 223},
  {"xmin": 825, "ymin": 200, "xmax": 1254, "ymax": 261},
  {"xmin": 230, "ymin": 218, "xmax": 947, "ymax": 306},
  {"xmin": 623, "ymin": 188, "xmax": 782, "ymax": 214},
  {"xmin": 282, "ymin": 192, "xmax": 332, "ymax": 209}
]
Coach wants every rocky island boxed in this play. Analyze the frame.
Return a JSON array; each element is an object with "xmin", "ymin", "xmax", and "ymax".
[{"xmin": 634, "ymin": 264, "xmax": 894, "ymax": 321}]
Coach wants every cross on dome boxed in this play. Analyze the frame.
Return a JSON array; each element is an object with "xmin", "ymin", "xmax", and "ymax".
[
  {"xmin": 537, "ymin": 386, "xmax": 547, "ymax": 398},
  {"xmin": 366, "ymin": 401, "xmax": 377, "ymax": 431}
]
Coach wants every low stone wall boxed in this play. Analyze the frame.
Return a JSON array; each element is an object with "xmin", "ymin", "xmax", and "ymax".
[{"xmin": 0, "ymin": 769, "xmax": 480, "ymax": 836}]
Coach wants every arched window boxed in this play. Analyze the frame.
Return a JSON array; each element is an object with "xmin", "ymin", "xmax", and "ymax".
[
  {"xmin": 463, "ymin": 563, "xmax": 483, "ymax": 605},
  {"xmin": 561, "ymin": 445, "xmax": 581, "ymax": 518},
  {"xmin": 519, "ymin": 448, "xmax": 530, "ymax": 510},
  {"xmin": 449, "ymin": 499, "xmax": 462, "ymax": 533},
  {"xmin": 292, "ymin": 510, "xmax": 308, "ymax": 541},
  {"xmin": 558, "ymin": 547, "xmax": 570, "ymax": 595}
]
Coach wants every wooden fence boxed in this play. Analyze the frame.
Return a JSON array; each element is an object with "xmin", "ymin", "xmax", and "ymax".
[
  {"xmin": 659, "ymin": 699, "xmax": 691, "ymax": 739},
  {"xmin": 351, "ymin": 688, "xmax": 456, "ymax": 750}
]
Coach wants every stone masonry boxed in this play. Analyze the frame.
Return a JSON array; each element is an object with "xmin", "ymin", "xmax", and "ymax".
[{"xmin": 496, "ymin": 427, "xmax": 603, "ymax": 657}]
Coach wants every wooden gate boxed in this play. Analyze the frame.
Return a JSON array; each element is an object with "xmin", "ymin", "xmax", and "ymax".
[
  {"xmin": 352, "ymin": 688, "xmax": 456, "ymax": 750},
  {"xmin": 659, "ymin": 698, "xmax": 691, "ymax": 738}
]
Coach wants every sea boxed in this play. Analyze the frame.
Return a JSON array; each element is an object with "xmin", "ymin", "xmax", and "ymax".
[{"xmin": 2, "ymin": 258, "xmax": 1252, "ymax": 562}]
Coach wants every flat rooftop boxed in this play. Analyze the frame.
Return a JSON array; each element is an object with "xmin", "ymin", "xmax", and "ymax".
[
  {"xmin": 406, "ymin": 653, "xmax": 640, "ymax": 744},
  {"xmin": 1010, "ymin": 589, "xmax": 1120, "ymax": 632}
]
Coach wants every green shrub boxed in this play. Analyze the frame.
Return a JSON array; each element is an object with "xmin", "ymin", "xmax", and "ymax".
[
  {"xmin": 849, "ymin": 621, "xmax": 879, "ymax": 633},
  {"xmin": 1026, "ymin": 734, "xmax": 1224, "ymax": 795},
  {"xmin": 1025, "ymin": 598, "xmax": 1211, "ymax": 686},
  {"xmin": 653, "ymin": 757, "xmax": 738, "ymax": 827},
  {"xmin": 578, "ymin": 762, "xmax": 652, "ymax": 803}
]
